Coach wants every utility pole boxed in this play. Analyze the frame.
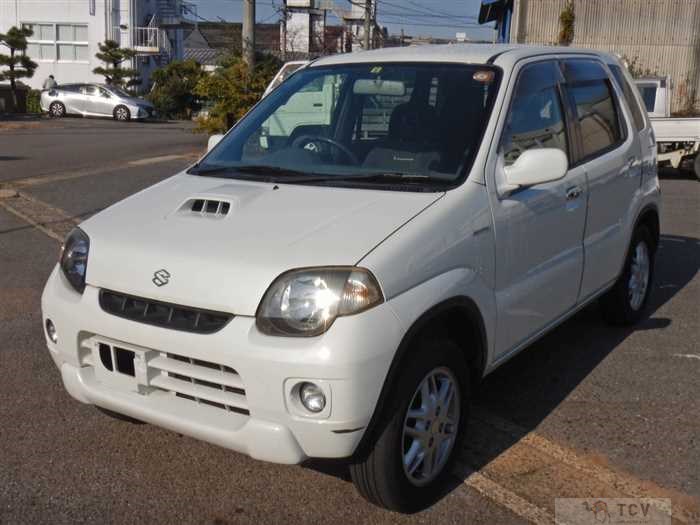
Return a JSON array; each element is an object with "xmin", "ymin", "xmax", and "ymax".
[
  {"xmin": 281, "ymin": 0, "xmax": 287, "ymax": 60},
  {"xmin": 243, "ymin": 0, "xmax": 255, "ymax": 68},
  {"xmin": 363, "ymin": 0, "xmax": 371, "ymax": 50}
]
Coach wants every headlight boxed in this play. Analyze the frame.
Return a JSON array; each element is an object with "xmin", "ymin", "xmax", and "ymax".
[
  {"xmin": 256, "ymin": 267, "xmax": 383, "ymax": 337},
  {"xmin": 60, "ymin": 228, "xmax": 90, "ymax": 293}
]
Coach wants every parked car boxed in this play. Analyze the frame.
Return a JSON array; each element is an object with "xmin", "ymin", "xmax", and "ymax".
[
  {"xmin": 42, "ymin": 45, "xmax": 660, "ymax": 512},
  {"xmin": 633, "ymin": 76, "xmax": 700, "ymax": 179},
  {"xmin": 40, "ymin": 83, "xmax": 156, "ymax": 121}
]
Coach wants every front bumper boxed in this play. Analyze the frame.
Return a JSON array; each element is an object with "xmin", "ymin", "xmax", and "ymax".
[{"xmin": 41, "ymin": 266, "xmax": 404, "ymax": 464}]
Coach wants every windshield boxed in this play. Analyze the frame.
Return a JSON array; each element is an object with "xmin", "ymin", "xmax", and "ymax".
[
  {"xmin": 194, "ymin": 62, "xmax": 501, "ymax": 190},
  {"xmin": 106, "ymin": 86, "xmax": 132, "ymax": 98}
]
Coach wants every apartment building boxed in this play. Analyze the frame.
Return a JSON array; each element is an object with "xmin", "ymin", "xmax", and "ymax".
[{"xmin": 0, "ymin": 0, "xmax": 190, "ymax": 91}]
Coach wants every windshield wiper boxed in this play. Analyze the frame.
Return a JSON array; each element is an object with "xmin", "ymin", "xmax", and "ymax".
[
  {"xmin": 188, "ymin": 164, "xmax": 319, "ymax": 179},
  {"xmin": 294, "ymin": 172, "xmax": 437, "ymax": 184},
  {"xmin": 188, "ymin": 165, "xmax": 445, "ymax": 187}
]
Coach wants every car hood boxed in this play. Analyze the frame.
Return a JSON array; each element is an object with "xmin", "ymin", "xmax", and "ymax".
[
  {"xmin": 121, "ymin": 95, "xmax": 152, "ymax": 107},
  {"xmin": 82, "ymin": 173, "xmax": 442, "ymax": 315}
]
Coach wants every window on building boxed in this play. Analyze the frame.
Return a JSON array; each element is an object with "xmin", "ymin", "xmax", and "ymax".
[
  {"xmin": 639, "ymin": 86, "xmax": 658, "ymax": 113},
  {"xmin": 22, "ymin": 23, "xmax": 89, "ymax": 63},
  {"xmin": 501, "ymin": 61, "xmax": 568, "ymax": 166}
]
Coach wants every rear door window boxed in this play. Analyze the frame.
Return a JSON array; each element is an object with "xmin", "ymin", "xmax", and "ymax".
[
  {"xmin": 609, "ymin": 64, "xmax": 646, "ymax": 131},
  {"xmin": 562, "ymin": 60, "xmax": 624, "ymax": 160},
  {"xmin": 501, "ymin": 61, "xmax": 568, "ymax": 166}
]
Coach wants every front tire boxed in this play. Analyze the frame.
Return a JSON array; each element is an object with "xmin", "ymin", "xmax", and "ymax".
[
  {"xmin": 694, "ymin": 153, "xmax": 699, "ymax": 180},
  {"xmin": 600, "ymin": 226, "xmax": 655, "ymax": 325},
  {"xmin": 350, "ymin": 339, "xmax": 469, "ymax": 513},
  {"xmin": 113, "ymin": 105, "xmax": 131, "ymax": 121},
  {"xmin": 49, "ymin": 101, "xmax": 65, "ymax": 118}
]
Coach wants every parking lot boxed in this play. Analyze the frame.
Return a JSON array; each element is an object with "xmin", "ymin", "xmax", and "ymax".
[{"xmin": 1, "ymin": 118, "xmax": 698, "ymax": 524}]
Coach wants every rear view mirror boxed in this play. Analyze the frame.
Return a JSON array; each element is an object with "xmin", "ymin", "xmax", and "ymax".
[
  {"xmin": 502, "ymin": 148, "xmax": 568, "ymax": 194},
  {"xmin": 353, "ymin": 79, "xmax": 406, "ymax": 97},
  {"xmin": 207, "ymin": 134, "xmax": 224, "ymax": 152}
]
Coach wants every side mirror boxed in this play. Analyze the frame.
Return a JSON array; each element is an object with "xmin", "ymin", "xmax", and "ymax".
[
  {"xmin": 207, "ymin": 134, "xmax": 224, "ymax": 152},
  {"xmin": 501, "ymin": 148, "xmax": 568, "ymax": 195}
]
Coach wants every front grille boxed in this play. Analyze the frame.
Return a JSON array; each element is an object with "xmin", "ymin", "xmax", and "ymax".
[
  {"xmin": 94, "ymin": 340, "xmax": 249, "ymax": 416},
  {"xmin": 149, "ymin": 352, "xmax": 249, "ymax": 415},
  {"xmin": 99, "ymin": 289, "xmax": 233, "ymax": 334}
]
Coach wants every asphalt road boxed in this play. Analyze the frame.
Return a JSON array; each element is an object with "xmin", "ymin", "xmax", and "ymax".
[{"xmin": 1, "ymin": 119, "xmax": 698, "ymax": 524}]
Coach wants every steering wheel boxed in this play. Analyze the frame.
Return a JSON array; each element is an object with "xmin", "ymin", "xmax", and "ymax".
[{"xmin": 291, "ymin": 135, "xmax": 360, "ymax": 165}]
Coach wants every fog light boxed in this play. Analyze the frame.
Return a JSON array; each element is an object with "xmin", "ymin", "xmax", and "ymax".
[
  {"xmin": 299, "ymin": 382, "xmax": 326, "ymax": 413},
  {"xmin": 45, "ymin": 319, "xmax": 58, "ymax": 343}
]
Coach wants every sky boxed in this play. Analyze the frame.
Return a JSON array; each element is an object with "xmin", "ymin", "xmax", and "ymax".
[{"xmin": 187, "ymin": 0, "xmax": 497, "ymax": 41}]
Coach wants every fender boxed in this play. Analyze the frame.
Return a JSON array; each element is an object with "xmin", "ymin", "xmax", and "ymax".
[{"xmin": 352, "ymin": 295, "xmax": 488, "ymax": 460}]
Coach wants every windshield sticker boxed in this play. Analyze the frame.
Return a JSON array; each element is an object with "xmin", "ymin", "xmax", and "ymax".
[
  {"xmin": 473, "ymin": 70, "xmax": 495, "ymax": 83},
  {"xmin": 370, "ymin": 66, "xmax": 383, "ymax": 74}
]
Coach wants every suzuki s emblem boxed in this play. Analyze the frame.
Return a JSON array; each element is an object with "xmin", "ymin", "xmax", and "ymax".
[{"xmin": 152, "ymin": 269, "xmax": 171, "ymax": 287}]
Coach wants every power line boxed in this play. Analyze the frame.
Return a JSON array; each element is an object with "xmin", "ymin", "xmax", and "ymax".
[{"xmin": 376, "ymin": 0, "xmax": 478, "ymax": 20}]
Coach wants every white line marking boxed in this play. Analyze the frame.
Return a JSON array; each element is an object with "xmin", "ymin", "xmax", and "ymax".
[
  {"xmin": 128, "ymin": 154, "xmax": 193, "ymax": 166},
  {"xmin": 471, "ymin": 407, "xmax": 692, "ymax": 523},
  {"xmin": 672, "ymin": 353, "xmax": 700, "ymax": 361},
  {"xmin": 1, "ymin": 152, "xmax": 199, "ymax": 188},
  {"xmin": 0, "ymin": 192, "xmax": 77, "ymax": 242},
  {"xmin": 455, "ymin": 462, "xmax": 559, "ymax": 524}
]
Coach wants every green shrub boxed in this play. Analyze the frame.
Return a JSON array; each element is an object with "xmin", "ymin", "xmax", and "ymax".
[
  {"xmin": 26, "ymin": 89, "xmax": 41, "ymax": 113},
  {"xmin": 194, "ymin": 54, "xmax": 280, "ymax": 134},
  {"xmin": 558, "ymin": 1, "xmax": 575, "ymax": 46},
  {"xmin": 147, "ymin": 59, "xmax": 205, "ymax": 119}
]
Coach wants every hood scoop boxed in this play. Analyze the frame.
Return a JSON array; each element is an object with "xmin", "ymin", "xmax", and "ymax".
[{"xmin": 186, "ymin": 198, "xmax": 231, "ymax": 217}]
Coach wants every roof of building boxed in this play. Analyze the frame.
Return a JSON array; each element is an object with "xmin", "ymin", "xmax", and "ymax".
[
  {"xmin": 182, "ymin": 22, "xmax": 280, "ymax": 53},
  {"xmin": 183, "ymin": 47, "xmax": 224, "ymax": 66}
]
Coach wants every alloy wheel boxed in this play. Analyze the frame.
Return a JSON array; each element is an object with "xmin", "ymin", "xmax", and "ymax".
[
  {"xmin": 401, "ymin": 367, "xmax": 460, "ymax": 487},
  {"xmin": 628, "ymin": 241, "xmax": 650, "ymax": 311}
]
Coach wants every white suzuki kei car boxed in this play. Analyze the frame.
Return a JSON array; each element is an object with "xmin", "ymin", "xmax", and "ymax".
[{"xmin": 42, "ymin": 44, "xmax": 660, "ymax": 512}]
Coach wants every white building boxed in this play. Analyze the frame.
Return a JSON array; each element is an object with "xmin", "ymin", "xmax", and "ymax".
[
  {"xmin": 0, "ymin": 0, "xmax": 189, "ymax": 91},
  {"xmin": 283, "ymin": 0, "xmax": 327, "ymax": 55}
]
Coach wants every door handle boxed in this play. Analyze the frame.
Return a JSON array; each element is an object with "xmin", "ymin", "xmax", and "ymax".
[{"xmin": 566, "ymin": 185, "xmax": 583, "ymax": 201}]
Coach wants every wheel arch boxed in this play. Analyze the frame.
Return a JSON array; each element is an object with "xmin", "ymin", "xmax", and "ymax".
[
  {"xmin": 352, "ymin": 296, "xmax": 488, "ymax": 460},
  {"xmin": 634, "ymin": 204, "xmax": 660, "ymax": 252}
]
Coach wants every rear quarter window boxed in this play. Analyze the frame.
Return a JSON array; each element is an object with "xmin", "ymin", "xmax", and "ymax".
[{"xmin": 609, "ymin": 64, "xmax": 646, "ymax": 130}]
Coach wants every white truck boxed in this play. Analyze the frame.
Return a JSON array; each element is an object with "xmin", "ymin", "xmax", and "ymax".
[{"xmin": 635, "ymin": 76, "xmax": 700, "ymax": 179}]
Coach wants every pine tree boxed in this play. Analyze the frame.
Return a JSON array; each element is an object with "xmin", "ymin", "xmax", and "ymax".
[
  {"xmin": 0, "ymin": 26, "xmax": 38, "ymax": 112},
  {"xmin": 92, "ymin": 40, "xmax": 140, "ymax": 88}
]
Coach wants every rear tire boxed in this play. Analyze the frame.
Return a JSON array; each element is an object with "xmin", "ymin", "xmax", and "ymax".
[
  {"xmin": 694, "ymin": 153, "xmax": 699, "ymax": 180},
  {"xmin": 350, "ymin": 339, "xmax": 469, "ymax": 513},
  {"xmin": 600, "ymin": 226, "xmax": 655, "ymax": 325},
  {"xmin": 113, "ymin": 105, "xmax": 131, "ymax": 121},
  {"xmin": 49, "ymin": 101, "xmax": 65, "ymax": 118}
]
